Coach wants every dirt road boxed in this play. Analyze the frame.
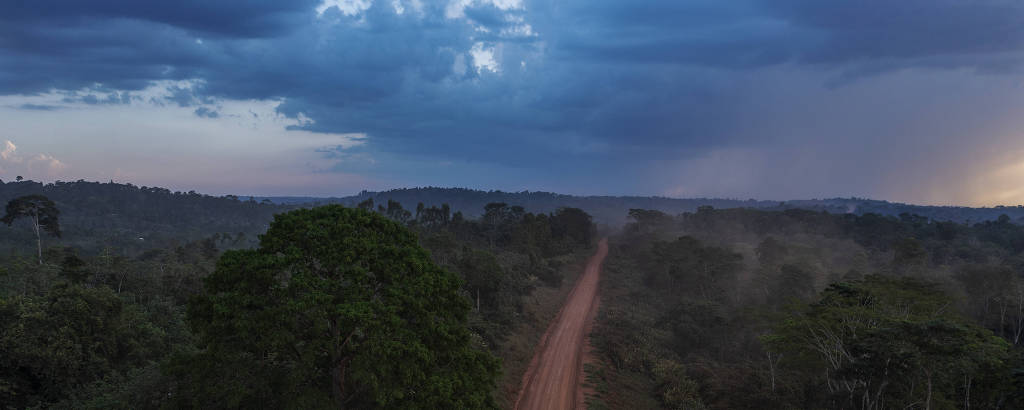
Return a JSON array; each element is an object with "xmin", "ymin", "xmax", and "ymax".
[{"xmin": 515, "ymin": 238, "xmax": 608, "ymax": 410}]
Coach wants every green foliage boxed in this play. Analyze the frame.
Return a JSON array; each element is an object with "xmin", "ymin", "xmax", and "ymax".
[
  {"xmin": 653, "ymin": 360, "xmax": 707, "ymax": 410},
  {"xmin": 458, "ymin": 249, "xmax": 508, "ymax": 309},
  {"xmin": 590, "ymin": 243, "xmax": 712, "ymax": 409},
  {"xmin": 3, "ymin": 194, "xmax": 61, "ymax": 263},
  {"xmin": 755, "ymin": 236, "xmax": 788, "ymax": 268},
  {"xmin": 954, "ymin": 265, "xmax": 1024, "ymax": 341},
  {"xmin": 380, "ymin": 199, "xmax": 412, "ymax": 223},
  {"xmin": 892, "ymin": 237, "xmax": 927, "ymax": 269},
  {"xmin": 773, "ymin": 264, "xmax": 816, "ymax": 302},
  {"xmin": 650, "ymin": 236, "xmax": 743, "ymax": 302},
  {"xmin": 345, "ymin": 187, "xmax": 1024, "ymax": 227},
  {"xmin": 58, "ymin": 250, "xmax": 91, "ymax": 284},
  {"xmin": 628, "ymin": 208, "xmax": 674, "ymax": 234},
  {"xmin": 2, "ymin": 194, "xmax": 61, "ymax": 237},
  {"xmin": 0, "ymin": 284, "xmax": 169, "ymax": 407},
  {"xmin": 601, "ymin": 207, "xmax": 1024, "ymax": 409},
  {"xmin": 765, "ymin": 275, "xmax": 1012, "ymax": 409},
  {"xmin": 0, "ymin": 185, "xmax": 596, "ymax": 409},
  {"xmin": 550, "ymin": 207, "xmax": 595, "ymax": 246},
  {"xmin": 658, "ymin": 300, "xmax": 727, "ymax": 356},
  {"xmin": 173, "ymin": 206, "xmax": 500, "ymax": 409},
  {"xmin": 0, "ymin": 180, "xmax": 290, "ymax": 256},
  {"xmin": 50, "ymin": 363, "xmax": 175, "ymax": 410}
]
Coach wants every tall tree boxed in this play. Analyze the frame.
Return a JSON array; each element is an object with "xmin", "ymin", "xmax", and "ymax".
[
  {"xmin": 2, "ymin": 195, "xmax": 61, "ymax": 264},
  {"xmin": 550, "ymin": 207, "xmax": 594, "ymax": 246},
  {"xmin": 174, "ymin": 205, "xmax": 499, "ymax": 409},
  {"xmin": 765, "ymin": 275, "xmax": 1012, "ymax": 409}
]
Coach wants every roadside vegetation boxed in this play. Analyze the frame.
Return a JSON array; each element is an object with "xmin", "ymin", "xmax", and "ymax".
[
  {"xmin": 0, "ymin": 181, "xmax": 595, "ymax": 409},
  {"xmin": 7, "ymin": 178, "xmax": 1024, "ymax": 409},
  {"xmin": 592, "ymin": 207, "xmax": 1024, "ymax": 409}
]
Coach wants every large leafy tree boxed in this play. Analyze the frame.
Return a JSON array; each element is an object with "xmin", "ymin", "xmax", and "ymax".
[
  {"xmin": 2, "ymin": 195, "xmax": 61, "ymax": 264},
  {"xmin": 765, "ymin": 275, "xmax": 1012, "ymax": 409},
  {"xmin": 174, "ymin": 205, "xmax": 498, "ymax": 409},
  {"xmin": 550, "ymin": 207, "xmax": 595, "ymax": 246}
]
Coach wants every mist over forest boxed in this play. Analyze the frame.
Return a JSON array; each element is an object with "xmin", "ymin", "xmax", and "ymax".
[
  {"xmin": 6, "ymin": 0, "xmax": 1024, "ymax": 408},
  {"xmin": 5, "ymin": 179, "xmax": 1024, "ymax": 255},
  {"xmin": 3, "ymin": 178, "xmax": 1024, "ymax": 408},
  {"xmin": 278, "ymin": 188, "xmax": 1024, "ymax": 226}
]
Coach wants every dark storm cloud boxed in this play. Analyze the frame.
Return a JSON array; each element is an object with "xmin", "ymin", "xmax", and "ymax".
[
  {"xmin": 540, "ymin": 0, "xmax": 1024, "ymax": 72},
  {"xmin": 537, "ymin": 0, "xmax": 803, "ymax": 67},
  {"xmin": 763, "ymin": 0, "xmax": 1024, "ymax": 64},
  {"xmin": 0, "ymin": 0, "xmax": 319, "ymax": 38},
  {"xmin": 0, "ymin": 17, "xmax": 210, "ymax": 93},
  {"xmin": 2, "ymin": 0, "xmax": 1024, "ymax": 174}
]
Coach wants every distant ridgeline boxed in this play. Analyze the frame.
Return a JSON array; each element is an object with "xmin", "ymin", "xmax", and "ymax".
[
  {"xmin": 262, "ymin": 187, "xmax": 1024, "ymax": 226},
  {"xmin": 4, "ymin": 180, "xmax": 1023, "ymax": 256},
  {"xmin": 0, "ymin": 179, "xmax": 294, "ymax": 255}
]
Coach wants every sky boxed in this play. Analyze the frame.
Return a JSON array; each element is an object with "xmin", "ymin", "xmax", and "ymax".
[{"xmin": 2, "ymin": 0, "xmax": 1024, "ymax": 206}]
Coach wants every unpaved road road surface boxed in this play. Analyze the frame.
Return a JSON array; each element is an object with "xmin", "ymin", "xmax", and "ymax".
[{"xmin": 515, "ymin": 238, "xmax": 608, "ymax": 410}]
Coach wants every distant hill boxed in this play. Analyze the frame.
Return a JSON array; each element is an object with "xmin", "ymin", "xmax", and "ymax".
[
  {"xmin": 0, "ymin": 180, "xmax": 295, "ymax": 255},
  {"xmin": 264, "ymin": 187, "xmax": 1024, "ymax": 226},
  {"xmin": 4, "ymin": 181, "xmax": 1022, "ymax": 258},
  {"xmin": 313, "ymin": 188, "xmax": 783, "ymax": 226}
]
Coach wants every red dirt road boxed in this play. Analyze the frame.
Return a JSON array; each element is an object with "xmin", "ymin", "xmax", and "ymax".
[{"xmin": 515, "ymin": 238, "xmax": 608, "ymax": 410}]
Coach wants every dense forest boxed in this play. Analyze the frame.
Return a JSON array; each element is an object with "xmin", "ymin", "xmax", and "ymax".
[
  {"xmin": 588, "ymin": 207, "xmax": 1024, "ymax": 409},
  {"xmin": 0, "ymin": 179, "xmax": 296, "ymax": 255},
  {"xmin": 5, "ymin": 179, "xmax": 1024, "ymax": 409},
  {"xmin": 3, "ymin": 180, "xmax": 1022, "ymax": 238},
  {"xmin": 281, "ymin": 187, "xmax": 1024, "ymax": 226},
  {"xmin": 0, "ymin": 181, "xmax": 596, "ymax": 408}
]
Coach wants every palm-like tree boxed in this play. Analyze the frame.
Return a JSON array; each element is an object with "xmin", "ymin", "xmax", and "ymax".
[{"xmin": 2, "ymin": 195, "xmax": 61, "ymax": 264}]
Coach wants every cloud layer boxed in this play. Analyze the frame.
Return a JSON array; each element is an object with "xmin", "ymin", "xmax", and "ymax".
[
  {"xmin": 0, "ymin": 140, "xmax": 68, "ymax": 179},
  {"xmin": 2, "ymin": 0, "xmax": 1024, "ymax": 203}
]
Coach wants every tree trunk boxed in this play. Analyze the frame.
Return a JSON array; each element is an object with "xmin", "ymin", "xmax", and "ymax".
[
  {"xmin": 766, "ymin": 351, "xmax": 780, "ymax": 393},
  {"xmin": 333, "ymin": 357, "xmax": 354, "ymax": 408},
  {"xmin": 331, "ymin": 327, "xmax": 358, "ymax": 406},
  {"xmin": 999, "ymin": 298, "xmax": 1008, "ymax": 338},
  {"xmin": 872, "ymin": 379, "xmax": 888, "ymax": 410},
  {"xmin": 330, "ymin": 319, "xmax": 345, "ymax": 404},
  {"xmin": 1015, "ymin": 292, "xmax": 1024, "ymax": 345},
  {"xmin": 33, "ymin": 213, "xmax": 41, "ymax": 265},
  {"xmin": 925, "ymin": 371, "xmax": 933, "ymax": 410},
  {"xmin": 964, "ymin": 375, "xmax": 971, "ymax": 410}
]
